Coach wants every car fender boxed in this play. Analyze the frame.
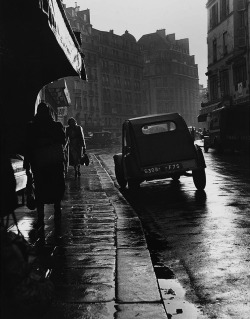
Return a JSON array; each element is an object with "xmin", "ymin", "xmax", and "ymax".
[{"xmin": 123, "ymin": 152, "xmax": 142, "ymax": 180}]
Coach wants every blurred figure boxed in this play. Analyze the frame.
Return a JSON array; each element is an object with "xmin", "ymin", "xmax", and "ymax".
[
  {"xmin": 190, "ymin": 126, "xmax": 196, "ymax": 141},
  {"xmin": 202, "ymin": 127, "xmax": 210, "ymax": 138},
  {"xmin": 24, "ymin": 102, "xmax": 66, "ymax": 226},
  {"xmin": 66, "ymin": 117, "xmax": 86, "ymax": 178}
]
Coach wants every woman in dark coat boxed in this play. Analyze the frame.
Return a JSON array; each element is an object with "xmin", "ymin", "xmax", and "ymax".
[
  {"xmin": 24, "ymin": 102, "xmax": 66, "ymax": 225},
  {"xmin": 65, "ymin": 117, "xmax": 86, "ymax": 177}
]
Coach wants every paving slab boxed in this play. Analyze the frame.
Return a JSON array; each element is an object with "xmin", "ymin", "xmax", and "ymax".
[
  {"xmin": 115, "ymin": 303, "xmax": 168, "ymax": 319},
  {"xmin": 117, "ymin": 248, "xmax": 162, "ymax": 303}
]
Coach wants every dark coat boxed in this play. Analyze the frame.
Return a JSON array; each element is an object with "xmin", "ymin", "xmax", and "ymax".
[{"xmin": 24, "ymin": 116, "xmax": 66, "ymax": 204}]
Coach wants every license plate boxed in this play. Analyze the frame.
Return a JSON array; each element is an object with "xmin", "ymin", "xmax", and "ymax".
[{"xmin": 143, "ymin": 163, "xmax": 182, "ymax": 175}]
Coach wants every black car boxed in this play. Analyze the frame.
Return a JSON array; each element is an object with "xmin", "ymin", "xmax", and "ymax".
[{"xmin": 113, "ymin": 113, "xmax": 206, "ymax": 190}]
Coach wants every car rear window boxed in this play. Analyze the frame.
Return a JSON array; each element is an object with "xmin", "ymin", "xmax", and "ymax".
[{"xmin": 142, "ymin": 121, "xmax": 176, "ymax": 135}]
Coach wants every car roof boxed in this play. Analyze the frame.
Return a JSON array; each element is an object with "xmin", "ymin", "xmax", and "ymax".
[{"xmin": 126, "ymin": 112, "xmax": 182, "ymax": 125}]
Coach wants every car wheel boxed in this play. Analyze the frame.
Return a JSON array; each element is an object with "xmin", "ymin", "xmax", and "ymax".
[
  {"xmin": 192, "ymin": 168, "xmax": 206, "ymax": 190},
  {"xmin": 128, "ymin": 179, "xmax": 140, "ymax": 191},
  {"xmin": 114, "ymin": 154, "xmax": 127, "ymax": 189}
]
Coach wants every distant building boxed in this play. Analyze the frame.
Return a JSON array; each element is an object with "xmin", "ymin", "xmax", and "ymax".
[
  {"xmin": 199, "ymin": 84, "xmax": 208, "ymax": 104},
  {"xmin": 55, "ymin": 4, "xmax": 203, "ymax": 134},
  {"xmin": 63, "ymin": 6, "xmax": 144, "ymax": 136},
  {"xmin": 138, "ymin": 29, "xmax": 200, "ymax": 127}
]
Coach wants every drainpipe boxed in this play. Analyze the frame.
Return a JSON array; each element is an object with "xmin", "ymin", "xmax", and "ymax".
[{"xmin": 246, "ymin": 0, "xmax": 250, "ymax": 97}]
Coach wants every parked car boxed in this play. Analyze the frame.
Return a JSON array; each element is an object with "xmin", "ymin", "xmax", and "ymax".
[
  {"xmin": 113, "ymin": 113, "xmax": 206, "ymax": 190},
  {"xmin": 86, "ymin": 131, "xmax": 112, "ymax": 147}
]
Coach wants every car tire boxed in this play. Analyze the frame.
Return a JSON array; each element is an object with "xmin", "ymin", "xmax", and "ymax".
[
  {"xmin": 128, "ymin": 179, "xmax": 140, "ymax": 191},
  {"xmin": 192, "ymin": 168, "xmax": 206, "ymax": 190},
  {"xmin": 114, "ymin": 154, "xmax": 127, "ymax": 189}
]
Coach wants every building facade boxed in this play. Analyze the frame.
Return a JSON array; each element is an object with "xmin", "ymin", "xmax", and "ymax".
[
  {"xmin": 199, "ymin": 0, "xmax": 250, "ymax": 125},
  {"xmin": 138, "ymin": 29, "xmax": 200, "ymax": 127},
  {"xmin": 63, "ymin": 6, "xmax": 144, "ymax": 137}
]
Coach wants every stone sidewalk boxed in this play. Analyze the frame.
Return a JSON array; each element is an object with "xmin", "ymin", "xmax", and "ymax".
[{"xmin": 10, "ymin": 153, "xmax": 168, "ymax": 319}]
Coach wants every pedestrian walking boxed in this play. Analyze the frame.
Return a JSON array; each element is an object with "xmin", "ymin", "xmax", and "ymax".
[
  {"xmin": 24, "ymin": 102, "xmax": 66, "ymax": 226},
  {"xmin": 65, "ymin": 117, "xmax": 86, "ymax": 178},
  {"xmin": 190, "ymin": 126, "xmax": 196, "ymax": 141}
]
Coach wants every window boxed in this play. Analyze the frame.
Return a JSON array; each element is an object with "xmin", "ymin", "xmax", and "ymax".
[
  {"xmin": 124, "ymin": 79, "xmax": 131, "ymax": 89},
  {"xmin": 220, "ymin": 70, "xmax": 229, "ymax": 96},
  {"xmin": 239, "ymin": 11, "xmax": 245, "ymax": 28},
  {"xmin": 223, "ymin": 32, "xmax": 228, "ymax": 55},
  {"xmin": 142, "ymin": 122, "xmax": 176, "ymax": 135},
  {"xmin": 125, "ymin": 92, "xmax": 132, "ymax": 103},
  {"xmin": 75, "ymin": 97, "xmax": 82, "ymax": 110},
  {"xmin": 114, "ymin": 63, "xmax": 120, "ymax": 74},
  {"xmin": 114, "ymin": 77, "xmax": 121, "ymax": 88},
  {"xmin": 209, "ymin": 75, "xmax": 218, "ymax": 101},
  {"xmin": 213, "ymin": 38, "xmax": 217, "ymax": 62},
  {"xmin": 124, "ymin": 65, "xmax": 130, "ymax": 75},
  {"xmin": 102, "ymin": 60, "xmax": 109, "ymax": 71},
  {"xmin": 210, "ymin": 3, "xmax": 218, "ymax": 29},
  {"xmin": 102, "ymin": 74, "xmax": 110, "ymax": 86},
  {"xmin": 220, "ymin": 0, "xmax": 229, "ymax": 20},
  {"xmin": 103, "ymin": 88, "xmax": 111, "ymax": 101},
  {"xmin": 134, "ymin": 81, "xmax": 140, "ymax": 91},
  {"xmin": 115, "ymin": 90, "xmax": 122, "ymax": 101},
  {"xmin": 233, "ymin": 59, "xmax": 247, "ymax": 87}
]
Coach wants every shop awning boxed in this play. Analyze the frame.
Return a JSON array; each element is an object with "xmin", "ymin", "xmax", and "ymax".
[
  {"xmin": 1, "ymin": 0, "xmax": 86, "ymax": 89},
  {"xmin": 39, "ymin": 0, "xmax": 86, "ymax": 80},
  {"xmin": 0, "ymin": 0, "xmax": 87, "ymax": 155}
]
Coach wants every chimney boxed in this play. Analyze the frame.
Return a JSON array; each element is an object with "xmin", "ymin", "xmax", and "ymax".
[{"xmin": 156, "ymin": 29, "xmax": 166, "ymax": 38}]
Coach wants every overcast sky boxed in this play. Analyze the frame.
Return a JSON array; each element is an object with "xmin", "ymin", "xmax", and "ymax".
[{"xmin": 65, "ymin": 0, "xmax": 208, "ymax": 86}]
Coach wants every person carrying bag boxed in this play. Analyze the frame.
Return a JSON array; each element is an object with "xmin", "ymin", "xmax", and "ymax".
[
  {"xmin": 24, "ymin": 102, "xmax": 66, "ymax": 226},
  {"xmin": 65, "ymin": 117, "xmax": 86, "ymax": 178}
]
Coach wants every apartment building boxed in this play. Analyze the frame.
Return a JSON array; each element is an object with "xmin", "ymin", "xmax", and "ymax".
[
  {"xmin": 138, "ymin": 29, "xmax": 200, "ymax": 127},
  {"xmin": 63, "ymin": 6, "xmax": 144, "ymax": 136},
  {"xmin": 199, "ymin": 0, "xmax": 250, "ymax": 121},
  {"xmin": 198, "ymin": 0, "xmax": 250, "ymax": 152}
]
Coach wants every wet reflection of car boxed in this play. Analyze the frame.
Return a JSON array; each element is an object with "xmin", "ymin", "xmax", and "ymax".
[{"xmin": 113, "ymin": 113, "xmax": 206, "ymax": 190}]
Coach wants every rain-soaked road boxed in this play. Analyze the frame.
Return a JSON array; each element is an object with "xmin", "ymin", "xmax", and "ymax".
[{"xmin": 94, "ymin": 145, "xmax": 250, "ymax": 319}]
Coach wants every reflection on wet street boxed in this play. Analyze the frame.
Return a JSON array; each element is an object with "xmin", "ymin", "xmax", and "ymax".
[{"xmin": 97, "ymin": 145, "xmax": 250, "ymax": 319}]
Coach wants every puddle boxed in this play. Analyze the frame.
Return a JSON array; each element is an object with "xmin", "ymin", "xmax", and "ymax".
[
  {"xmin": 158, "ymin": 278, "xmax": 202, "ymax": 318},
  {"xmin": 154, "ymin": 265, "xmax": 175, "ymax": 279}
]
